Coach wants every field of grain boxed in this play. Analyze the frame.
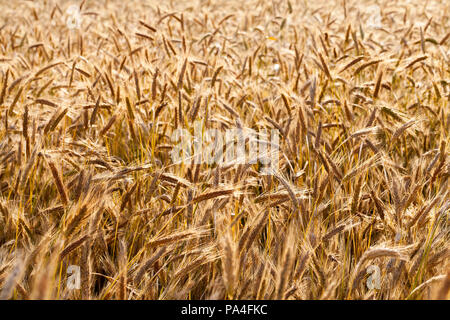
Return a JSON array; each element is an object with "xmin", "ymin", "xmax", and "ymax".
[{"xmin": 0, "ymin": 0, "xmax": 448, "ymax": 300}]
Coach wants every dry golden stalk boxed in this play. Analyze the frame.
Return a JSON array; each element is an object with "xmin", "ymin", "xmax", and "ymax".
[
  {"xmin": 118, "ymin": 239, "xmax": 128, "ymax": 300},
  {"xmin": 146, "ymin": 228, "xmax": 208, "ymax": 249},
  {"xmin": 192, "ymin": 189, "xmax": 234, "ymax": 203},
  {"xmin": 373, "ymin": 68, "xmax": 383, "ymax": 98},
  {"xmin": 0, "ymin": 71, "xmax": 9, "ymax": 105},
  {"xmin": 404, "ymin": 56, "xmax": 427, "ymax": 70},
  {"xmin": 99, "ymin": 114, "xmax": 117, "ymax": 136},
  {"xmin": 8, "ymin": 86, "xmax": 23, "ymax": 114},
  {"xmin": 134, "ymin": 247, "xmax": 167, "ymax": 285},
  {"xmin": 350, "ymin": 246, "xmax": 409, "ymax": 292},
  {"xmin": 339, "ymin": 56, "xmax": 364, "ymax": 73},
  {"xmin": 65, "ymin": 204, "xmax": 89, "ymax": 237},
  {"xmin": 437, "ymin": 271, "xmax": 450, "ymax": 300},
  {"xmin": 0, "ymin": 254, "xmax": 25, "ymax": 300},
  {"xmin": 43, "ymin": 107, "xmax": 68, "ymax": 134},
  {"xmin": 48, "ymin": 161, "xmax": 68, "ymax": 205},
  {"xmin": 177, "ymin": 58, "xmax": 188, "ymax": 90},
  {"xmin": 60, "ymin": 235, "xmax": 90, "ymax": 260},
  {"xmin": 354, "ymin": 60, "xmax": 381, "ymax": 74},
  {"xmin": 220, "ymin": 231, "xmax": 238, "ymax": 295},
  {"xmin": 0, "ymin": 0, "xmax": 447, "ymax": 301},
  {"xmin": 120, "ymin": 182, "xmax": 138, "ymax": 212},
  {"xmin": 211, "ymin": 65, "xmax": 223, "ymax": 88}
]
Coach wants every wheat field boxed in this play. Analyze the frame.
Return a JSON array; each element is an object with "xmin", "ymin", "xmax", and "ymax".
[{"xmin": 0, "ymin": 0, "xmax": 448, "ymax": 300}]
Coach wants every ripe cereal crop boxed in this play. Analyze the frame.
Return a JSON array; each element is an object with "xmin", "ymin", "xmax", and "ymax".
[{"xmin": 0, "ymin": 0, "xmax": 448, "ymax": 300}]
